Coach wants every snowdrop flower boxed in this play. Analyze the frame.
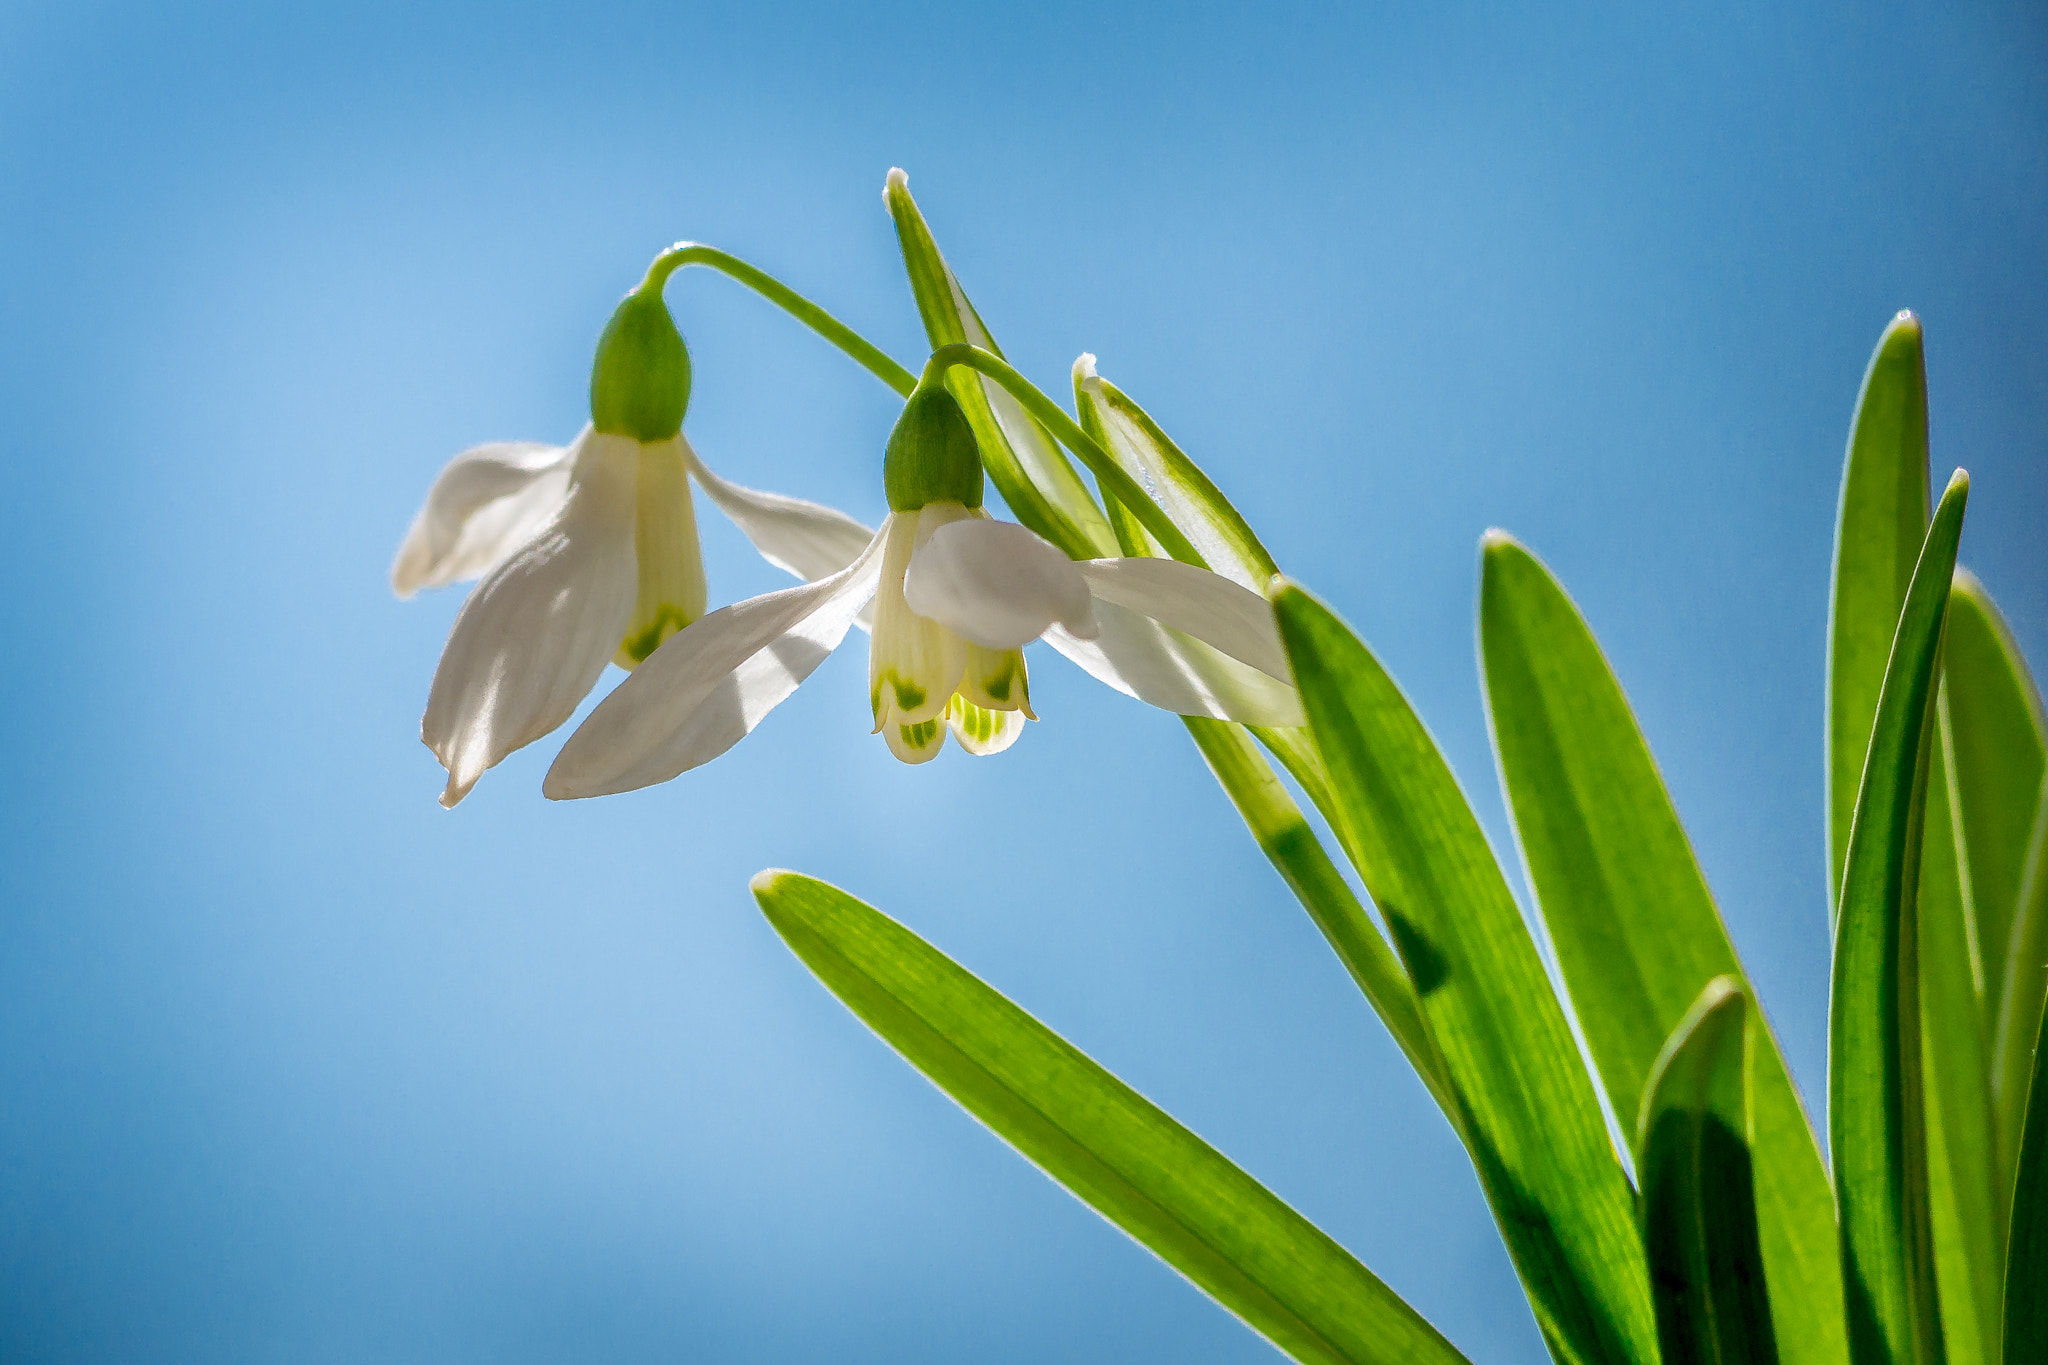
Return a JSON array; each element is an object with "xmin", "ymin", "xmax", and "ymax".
[
  {"xmin": 543, "ymin": 381, "xmax": 1301, "ymax": 799},
  {"xmin": 393, "ymin": 255, "xmax": 872, "ymax": 807}
]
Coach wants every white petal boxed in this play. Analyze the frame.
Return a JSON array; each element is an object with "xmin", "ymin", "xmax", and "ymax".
[
  {"xmin": 681, "ymin": 433, "xmax": 876, "ymax": 582},
  {"xmin": 391, "ymin": 437, "xmax": 577, "ymax": 598},
  {"xmin": 543, "ymin": 533, "xmax": 887, "ymax": 799},
  {"xmin": 421, "ymin": 438, "xmax": 638, "ymax": 807},
  {"xmin": 947, "ymin": 696, "xmax": 1026, "ymax": 756},
  {"xmin": 883, "ymin": 714, "xmax": 949, "ymax": 764},
  {"xmin": 1046, "ymin": 600, "xmax": 1305, "ymax": 727},
  {"xmin": 902, "ymin": 517, "xmax": 1098, "ymax": 651},
  {"xmin": 1076, "ymin": 556, "xmax": 1292, "ymax": 683},
  {"xmin": 870, "ymin": 513, "xmax": 969, "ymax": 729}
]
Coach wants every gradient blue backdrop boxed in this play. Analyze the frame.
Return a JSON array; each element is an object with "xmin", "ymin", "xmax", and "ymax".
[{"xmin": 2, "ymin": 3, "xmax": 2043, "ymax": 1361}]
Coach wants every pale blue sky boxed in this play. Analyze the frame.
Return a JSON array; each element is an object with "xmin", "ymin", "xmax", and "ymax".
[{"xmin": 2, "ymin": 2, "xmax": 2043, "ymax": 1361}]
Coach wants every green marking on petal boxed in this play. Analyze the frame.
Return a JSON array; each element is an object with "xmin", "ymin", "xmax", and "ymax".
[
  {"xmin": 892, "ymin": 676, "xmax": 927, "ymax": 712},
  {"xmin": 902, "ymin": 719, "xmax": 940, "ymax": 748},
  {"xmin": 959, "ymin": 645, "xmax": 1030, "ymax": 717},
  {"xmin": 617, "ymin": 603, "xmax": 695, "ymax": 667},
  {"xmin": 947, "ymin": 695, "xmax": 991, "ymax": 743}
]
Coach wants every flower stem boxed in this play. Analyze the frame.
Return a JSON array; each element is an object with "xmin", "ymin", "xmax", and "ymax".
[
  {"xmin": 920, "ymin": 344, "xmax": 1207, "ymax": 568},
  {"xmin": 645, "ymin": 243, "xmax": 918, "ymax": 397}
]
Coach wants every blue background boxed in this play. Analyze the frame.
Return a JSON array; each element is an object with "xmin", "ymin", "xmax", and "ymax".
[{"xmin": 2, "ymin": 2, "xmax": 2043, "ymax": 1360}]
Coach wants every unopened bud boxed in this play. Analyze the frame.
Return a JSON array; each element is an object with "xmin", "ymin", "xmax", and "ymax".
[{"xmin": 883, "ymin": 383, "xmax": 984, "ymax": 512}]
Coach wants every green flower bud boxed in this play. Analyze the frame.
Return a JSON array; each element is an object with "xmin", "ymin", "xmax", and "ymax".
[
  {"xmin": 589, "ymin": 274, "xmax": 691, "ymax": 443},
  {"xmin": 884, "ymin": 383, "xmax": 984, "ymax": 512}
]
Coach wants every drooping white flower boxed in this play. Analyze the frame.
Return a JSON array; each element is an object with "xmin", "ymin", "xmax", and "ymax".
[
  {"xmin": 542, "ymin": 384, "xmax": 1301, "ymax": 800},
  {"xmin": 394, "ymin": 257, "xmax": 871, "ymax": 808}
]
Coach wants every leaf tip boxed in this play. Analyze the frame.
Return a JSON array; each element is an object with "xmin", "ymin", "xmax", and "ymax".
[{"xmin": 750, "ymin": 867, "xmax": 800, "ymax": 900}]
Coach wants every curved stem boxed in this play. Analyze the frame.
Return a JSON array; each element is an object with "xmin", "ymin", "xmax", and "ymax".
[
  {"xmin": 921, "ymin": 344, "xmax": 1207, "ymax": 567},
  {"xmin": 644, "ymin": 243, "xmax": 917, "ymax": 397}
]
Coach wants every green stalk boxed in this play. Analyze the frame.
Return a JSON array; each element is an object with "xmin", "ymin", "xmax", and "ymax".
[{"xmin": 646, "ymin": 241, "xmax": 917, "ymax": 396}]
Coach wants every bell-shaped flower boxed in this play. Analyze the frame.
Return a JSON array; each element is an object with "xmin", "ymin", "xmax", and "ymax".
[
  {"xmin": 543, "ymin": 383, "xmax": 1301, "ymax": 799},
  {"xmin": 393, "ymin": 255, "xmax": 872, "ymax": 807}
]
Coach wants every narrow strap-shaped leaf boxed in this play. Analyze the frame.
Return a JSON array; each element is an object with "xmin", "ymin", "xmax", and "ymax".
[
  {"xmin": 882, "ymin": 171, "xmax": 1117, "ymax": 559},
  {"xmin": 2001, "ymin": 961, "xmax": 2048, "ymax": 1360},
  {"xmin": 1181, "ymin": 716, "xmax": 1457, "ymax": 1116},
  {"xmin": 1950, "ymin": 575, "xmax": 2048, "ymax": 1209},
  {"xmin": 1637, "ymin": 978, "xmax": 1780, "ymax": 1365},
  {"xmin": 751, "ymin": 870, "xmax": 1470, "ymax": 1365},
  {"xmin": 1072, "ymin": 357, "xmax": 1279, "ymax": 587},
  {"xmin": 1273, "ymin": 581, "xmax": 1659, "ymax": 1365},
  {"xmin": 1828, "ymin": 313, "xmax": 1931, "ymax": 911},
  {"xmin": 1919, "ymin": 706, "xmax": 2002, "ymax": 1365},
  {"xmin": 1478, "ymin": 533, "xmax": 1846, "ymax": 1365},
  {"xmin": 1831, "ymin": 469, "xmax": 1968, "ymax": 1365},
  {"xmin": 1996, "ymin": 801, "xmax": 2048, "ymax": 1224},
  {"xmin": 1063, "ymin": 366, "xmax": 1405, "ymax": 1091},
  {"xmin": 1946, "ymin": 574, "xmax": 2046, "ymax": 1024}
]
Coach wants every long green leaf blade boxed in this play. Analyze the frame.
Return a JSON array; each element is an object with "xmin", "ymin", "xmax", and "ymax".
[
  {"xmin": 1950, "ymin": 575, "xmax": 2048, "ymax": 1212},
  {"xmin": 1828, "ymin": 313, "xmax": 1931, "ymax": 910},
  {"xmin": 1181, "ymin": 716, "xmax": 1456, "ymax": 1115},
  {"xmin": 2000, "ymin": 960, "xmax": 2048, "ymax": 1360},
  {"xmin": 1273, "ymin": 581, "xmax": 1658, "ymax": 1365},
  {"xmin": 1478, "ymin": 533, "xmax": 1846, "ymax": 1365},
  {"xmin": 752, "ymin": 869, "xmax": 1469, "ymax": 1365},
  {"xmin": 1831, "ymin": 469, "xmax": 1969, "ymax": 1365},
  {"xmin": 1920, "ymin": 708, "xmax": 2002, "ymax": 1365},
  {"xmin": 1638, "ymin": 978, "xmax": 1780, "ymax": 1365},
  {"xmin": 1060, "ymin": 365, "xmax": 1387, "ymax": 1051},
  {"xmin": 1948, "ymin": 573, "xmax": 2047, "ymax": 1023},
  {"xmin": 882, "ymin": 170, "xmax": 1116, "ymax": 559}
]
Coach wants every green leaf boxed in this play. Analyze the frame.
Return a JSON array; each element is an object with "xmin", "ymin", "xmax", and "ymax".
[
  {"xmin": 1477, "ymin": 533, "xmax": 1846, "ymax": 1365},
  {"xmin": 1637, "ymin": 978, "xmax": 1780, "ymax": 1365},
  {"xmin": 1946, "ymin": 575, "xmax": 2047, "ymax": 995},
  {"xmin": 1996, "ymin": 800, "xmax": 2048, "ymax": 1246},
  {"xmin": 1064, "ymin": 367, "xmax": 1356, "ymax": 959},
  {"xmin": 882, "ymin": 171, "xmax": 1117, "ymax": 559},
  {"xmin": 1072, "ymin": 357, "xmax": 1279, "ymax": 586},
  {"xmin": 2000, "ymin": 959, "xmax": 2048, "ymax": 1361},
  {"xmin": 1180, "ymin": 716, "xmax": 1457, "ymax": 1117},
  {"xmin": 1919, "ymin": 708, "xmax": 2002, "ymax": 1365},
  {"xmin": 1828, "ymin": 313, "xmax": 1931, "ymax": 911},
  {"xmin": 1831, "ymin": 469, "xmax": 1969, "ymax": 1365},
  {"xmin": 752, "ymin": 869, "xmax": 1470, "ymax": 1365},
  {"xmin": 1949, "ymin": 574, "xmax": 2048, "ymax": 1208},
  {"xmin": 1272, "ymin": 581, "xmax": 1658, "ymax": 1365}
]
